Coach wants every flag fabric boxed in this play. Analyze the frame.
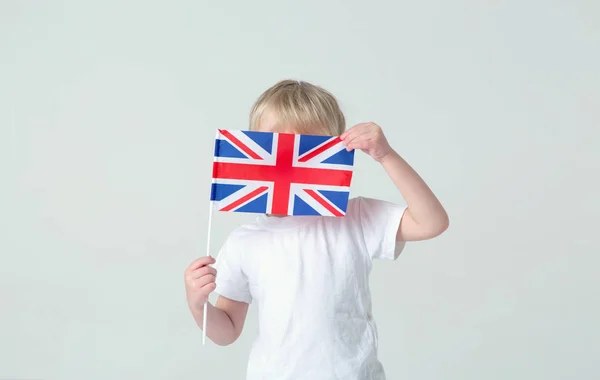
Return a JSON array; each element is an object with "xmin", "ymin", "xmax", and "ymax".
[{"xmin": 210, "ymin": 129, "xmax": 355, "ymax": 216}]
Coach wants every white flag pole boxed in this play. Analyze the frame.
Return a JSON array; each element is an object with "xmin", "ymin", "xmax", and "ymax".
[
  {"xmin": 202, "ymin": 199, "xmax": 214, "ymax": 346},
  {"xmin": 203, "ymin": 129, "xmax": 219, "ymax": 346}
]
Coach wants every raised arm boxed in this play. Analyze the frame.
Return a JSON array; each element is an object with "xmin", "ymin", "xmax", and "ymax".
[
  {"xmin": 380, "ymin": 151, "xmax": 449, "ymax": 241},
  {"xmin": 341, "ymin": 122, "xmax": 449, "ymax": 241}
]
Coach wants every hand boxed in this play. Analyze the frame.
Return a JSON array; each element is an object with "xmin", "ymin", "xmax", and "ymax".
[
  {"xmin": 340, "ymin": 122, "xmax": 395, "ymax": 162},
  {"xmin": 184, "ymin": 256, "xmax": 217, "ymax": 312}
]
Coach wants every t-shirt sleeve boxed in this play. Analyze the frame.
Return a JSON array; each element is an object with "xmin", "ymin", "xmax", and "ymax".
[
  {"xmin": 214, "ymin": 238, "xmax": 252, "ymax": 304},
  {"xmin": 356, "ymin": 196, "xmax": 408, "ymax": 260}
]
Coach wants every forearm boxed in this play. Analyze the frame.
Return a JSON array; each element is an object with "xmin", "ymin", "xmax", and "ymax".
[
  {"xmin": 381, "ymin": 150, "xmax": 449, "ymax": 231},
  {"xmin": 190, "ymin": 302, "xmax": 239, "ymax": 346}
]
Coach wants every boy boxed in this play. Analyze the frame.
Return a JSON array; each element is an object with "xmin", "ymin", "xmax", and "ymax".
[{"xmin": 184, "ymin": 80, "xmax": 449, "ymax": 379}]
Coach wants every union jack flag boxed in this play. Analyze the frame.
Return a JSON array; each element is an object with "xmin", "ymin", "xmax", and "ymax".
[{"xmin": 210, "ymin": 129, "xmax": 355, "ymax": 216}]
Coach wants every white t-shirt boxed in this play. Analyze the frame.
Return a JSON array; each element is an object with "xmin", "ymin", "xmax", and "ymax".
[{"xmin": 214, "ymin": 196, "xmax": 407, "ymax": 380}]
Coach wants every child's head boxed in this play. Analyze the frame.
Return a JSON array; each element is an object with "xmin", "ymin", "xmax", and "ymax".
[{"xmin": 249, "ymin": 79, "xmax": 345, "ymax": 136}]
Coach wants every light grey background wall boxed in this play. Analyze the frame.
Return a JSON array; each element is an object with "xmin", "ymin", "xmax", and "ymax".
[{"xmin": 1, "ymin": 1, "xmax": 599, "ymax": 379}]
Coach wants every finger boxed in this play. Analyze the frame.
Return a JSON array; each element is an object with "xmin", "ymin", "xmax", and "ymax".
[
  {"xmin": 344, "ymin": 133, "xmax": 373, "ymax": 151},
  {"xmin": 195, "ymin": 274, "xmax": 216, "ymax": 288},
  {"xmin": 189, "ymin": 266, "xmax": 217, "ymax": 279},
  {"xmin": 346, "ymin": 141, "xmax": 371, "ymax": 151},
  {"xmin": 340, "ymin": 122, "xmax": 369, "ymax": 140},
  {"xmin": 186, "ymin": 256, "xmax": 216, "ymax": 272},
  {"xmin": 201, "ymin": 282, "xmax": 217, "ymax": 293},
  {"xmin": 342, "ymin": 131, "xmax": 371, "ymax": 150},
  {"xmin": 347, "ymin": 135, "xmax": 377, "ymax": 151},
  {"xmin": 340, "ymin": 124, "xmax": 364, "ymax": 140}
]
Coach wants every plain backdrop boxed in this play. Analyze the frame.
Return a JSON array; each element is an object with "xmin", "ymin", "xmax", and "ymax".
[{"xmin": 1, "ymin": 1, "xmax": 599, "ymax": 379}]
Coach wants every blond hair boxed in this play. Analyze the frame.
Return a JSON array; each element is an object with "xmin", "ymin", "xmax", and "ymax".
[{"xmin": 249, "ymin": 79, "xmax": 345, "ymax": 136}]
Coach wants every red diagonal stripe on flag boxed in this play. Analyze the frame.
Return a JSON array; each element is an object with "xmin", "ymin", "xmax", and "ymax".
[
  {"xmin": 219, "ymin": 186, "xmax": 269, "ymax": 212},
  {"xmin": 304, "ymin": 189, "xmax": 344, "ymax": 216},
  {"xmin": 219, "ymin": 129, "xmax": 262, "ymax": 160},
  {"xmin": 298, "ymin": 137, "xmax": 342, "ymax": 163}
]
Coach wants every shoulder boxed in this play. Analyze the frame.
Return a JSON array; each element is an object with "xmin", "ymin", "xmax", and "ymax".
[
  {"xmin": 348, "ymin": 195, "xmax": 404, "ymax": 210},
  {"xmin": 331, "ymin": 196, "xmax": 372, "ymax": 228},
  {"xmin": 343, "ymin": 196, "xmax": 407, "ymax": 227},
  {"xmin": 344, "ymin": 196, "xmax": 408, "ymax": 260},
  {"xmin": 345, "ymin": 196, "xmax": 397, "ymax": 216},
  {"xmin": 219, "ymin": 217, "xmax": 274, "ymax": 251},
  {"xmin": 222, "ymin": 222, "xmax": 261, "ymax": 245},
  {"xmin": 215, "ymin": 223, "xmax": 261, "ymax": 268},
  {"xmin": 345, "ymin": 196, "xmax": 366, "ymax": 212}
]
